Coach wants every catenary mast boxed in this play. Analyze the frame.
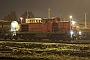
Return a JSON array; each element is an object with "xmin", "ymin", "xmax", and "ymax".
[
  {"xmin": 48, "ymin": 8, "xmax": 51, "ymax": 18},
  {"xmin": 85, "ymin": 13, "xmax": 87, "ymax": 28}
]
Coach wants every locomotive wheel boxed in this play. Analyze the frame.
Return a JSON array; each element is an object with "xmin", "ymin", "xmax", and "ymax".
[
  {"xmin": 4, "ymin": 37, "xmax": 6, "ymax": 40},
  {"xmin": 10, "ymin": 36, "xmax": 13, "ymax": 40},
  {"xmin": 12, "ymin": 35, "xmax": 18, "ymax": 40},
  {"xmin": 3, "ymin": 36, "xmax": 7, "ymax": 40},
  {"xmin": 28, "ymin": 38, "xmax": 32, "ymax": 41},
  {"xmin": 15, "ymin": 38, "xmax": 18, "ymax": 40},
  {"xmin": 37, "ymin": 38, "xmax": 41, "ymax": 41}
]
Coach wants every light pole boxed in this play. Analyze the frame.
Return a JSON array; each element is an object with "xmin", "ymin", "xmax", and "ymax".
[
  {"xmin": 70, "ymin": 16, "xmax": 72, "ymax": 21},
  {"xmin": 20, "ymin": 17, "xmax": 23, "ymax": 24},
  {"xmin": 69, "ymin": 15, "xmax": 73, "ymax": 39}
]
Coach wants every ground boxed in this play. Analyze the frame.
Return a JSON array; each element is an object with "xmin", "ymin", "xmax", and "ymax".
[{"xmin": 0, "ymin": 40, "xmax": 90, "ymax": 60}]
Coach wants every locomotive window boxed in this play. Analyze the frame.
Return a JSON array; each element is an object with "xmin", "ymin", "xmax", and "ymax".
[
  {"xmin": 31, "ymin": 20, "xmax": 32, "ymax": 23},
  {"xmin": 39, "ymin": 20, "xmax": 40, "ymax": 23},
  {"xmin": 46, "ymin": 20, "xmax": 48, "ymax": 23},
  {"xmin": 32, "ymin": 20, "xmax": 33, "ymax": 23},
  {"xmin": 37, "ymin": 20, "xmax": 39, "ymax": 22},
  {"xmin": 21, "ymin": 24, "xmax": 28, "ymax": 32},
  {"xmin": 42, "ymin": 20, "xmax": 49, "ymax": 24},
  {"xmin": 36, "ymin": 20, "xmax": 37, "ymax": 22},
  {"xmin": 40, "ymin": 20, "xmax": 42, "ymax": 23}
]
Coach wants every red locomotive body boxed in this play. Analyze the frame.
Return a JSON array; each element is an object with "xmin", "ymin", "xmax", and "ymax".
[
  {"xmin": 58, "ymin": 21, "xmax": 70, "ymax": 33},
  {"xmin": 42, "ymin": 18, "xmax": 53, "ymax": 32},
  {"xmin": 17, "ymin": 17, "xmax": 72, "ymax": 40},
  {"xmin": 20, "ymin": 23, "xmax": 42, "ymax": 32}
]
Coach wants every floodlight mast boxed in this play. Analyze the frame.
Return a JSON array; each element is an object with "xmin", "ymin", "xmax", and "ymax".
[
  {"xmin": 48, "ymin": 8, "xmax": 51, "ymax": 18},
  {"xmin": 69, "ymin": 15, "xmax": 73, "ymax": 39}
]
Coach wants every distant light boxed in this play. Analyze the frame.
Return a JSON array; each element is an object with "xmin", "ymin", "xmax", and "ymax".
[
  {"xmin": 70, "ymin": 30, "xmax": 73, "ymax": 35},
  {"xmin": 20, "ymin": 17, "xmax": 23, "ymax": 20},
  {"xmin": 70, "ymin": 15, "xmax": 72, "ymax": 19},
  {"xmin": 20, "ymin": 17, "xmax": 23, "ymax": 23},
  {"xmin": 79, "ymin": 30, "xmax": 82, "ymax": 35},
  {"xmin": 72, "ymin": 21, "xmax": 76, "ymax": 25}
]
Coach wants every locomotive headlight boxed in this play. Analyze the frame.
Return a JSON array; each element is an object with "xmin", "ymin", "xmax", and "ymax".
[
  {"xmin": 70, "ymin": 30, "xmax": 74, "ymax": 38},
  {"xmin": 11, "ymin": 21, "xmax": 20, "ymax": 31},
  {"xmin": 79, "ymin": 31, "xmax": 82, "ymax": 35},
  {"xmin": 70, "ymin": 30, "xmax": 74, "ymax": 35}
]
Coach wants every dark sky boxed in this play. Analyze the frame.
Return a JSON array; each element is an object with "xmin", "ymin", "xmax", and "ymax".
[{"xmin": 0, "ymin": 0, "xmax": 90, "ymax": 21}]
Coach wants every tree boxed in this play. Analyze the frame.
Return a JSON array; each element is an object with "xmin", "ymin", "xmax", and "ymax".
[
  {"xmin": 21, "ymin": 10, "xmax": 34, "ymax": 18},
  {"xmin": 4, "ymin": 11, "xmax": 17, "ymax": 21},
  {"xmin": 20, "ymin": 10, "xmax": 34, "ymax": 23}
]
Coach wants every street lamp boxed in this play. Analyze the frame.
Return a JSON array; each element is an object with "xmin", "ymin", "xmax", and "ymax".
[
  {"xmin": 69, "ymin": 15, "xmax": 72, "ymax": 29},
  {"xmin": 20, "ymin": 17, "xmax": 23, "ymax": 24},
  {"xmin": 70, "ymin": 16, "xmax": 72, "ymax": 19},
  {"xmin": 69, "ymin": 15, "xmax": 73, "ymax": 39}
]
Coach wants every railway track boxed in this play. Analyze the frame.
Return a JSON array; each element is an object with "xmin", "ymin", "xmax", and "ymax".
[
  {"xmin": 0, "ymin": 39, "xmax": 90, "ymax": 59},
  {"xmin": 0, "ymin": 39, "xmax": 90, "ymax": 44}
]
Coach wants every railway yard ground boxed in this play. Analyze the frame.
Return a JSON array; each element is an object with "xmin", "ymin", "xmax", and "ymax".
[{"xmin": 0, "ymin": 39, "xmax": 90, "ymax": 60}]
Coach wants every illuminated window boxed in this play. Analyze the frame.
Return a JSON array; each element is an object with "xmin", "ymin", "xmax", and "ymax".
[{"xmin": 36, "ymin": 20, "xmax": 37, "ymax": 22}]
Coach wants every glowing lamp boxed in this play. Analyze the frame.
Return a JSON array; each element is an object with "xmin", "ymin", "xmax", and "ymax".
[{"xmin": 11, "ymin": 21, "xmax": 20, "ymax": 31}]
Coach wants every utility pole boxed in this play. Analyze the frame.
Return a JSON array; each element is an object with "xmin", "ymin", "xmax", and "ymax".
[
  {"xmin": 69, "ymin": 15, "xmax": 73, "ymax": 39},
  {"xmin": 48, "ymin": 8, "xmax": 51, "ymax": 18},
  {"xmin": 85, "ymin": 13, "xmax": 87, "ymax": 28}
]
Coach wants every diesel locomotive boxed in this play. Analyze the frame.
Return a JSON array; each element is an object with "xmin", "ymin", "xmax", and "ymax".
[{"xmin": 14, "ymin": 17, "xmax": 77, "ymax": 40}]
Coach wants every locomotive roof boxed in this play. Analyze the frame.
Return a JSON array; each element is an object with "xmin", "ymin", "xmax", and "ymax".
[{"xmin": 26, "ymin": 18, "xmax": 42, "ymax": 20}]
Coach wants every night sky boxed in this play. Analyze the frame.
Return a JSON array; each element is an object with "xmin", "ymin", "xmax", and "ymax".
[{"xmin": 0, "ymin": 0, "xmax": 90, "ymax": 21}]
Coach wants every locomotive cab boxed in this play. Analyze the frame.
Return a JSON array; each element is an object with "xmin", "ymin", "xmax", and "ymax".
[{"xmin": 52, "ymin": 21, "xmax": 59, "ymax": 32}]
